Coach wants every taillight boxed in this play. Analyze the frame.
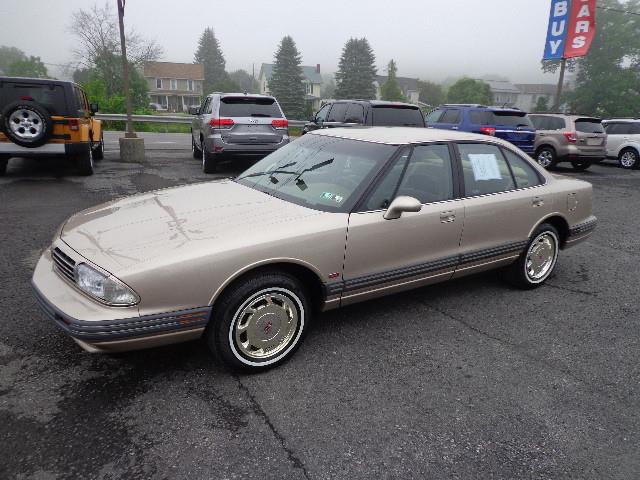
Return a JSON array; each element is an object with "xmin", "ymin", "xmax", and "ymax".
[
  {"xmin": 208, "ymin": 118, "xmax": 234, "ymax": 129},
  {"xmin": 68, "ymin": 119, "xmax": 80, "ymax": 131},
  {"xmin": 562, "ymin": 132, "xmax": 577, "ymax": 143},
  {"xmin": 271, "ymin": 119, "xmax": 289, "ymax": 129},
  {"xmin": 480, "ymin": 127, "xmax": 496, "ymax": 136}
]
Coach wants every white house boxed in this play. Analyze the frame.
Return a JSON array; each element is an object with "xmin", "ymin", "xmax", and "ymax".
[{"xmin": 375, "ymin": 75, "xmax": 420, "ymax": 104}]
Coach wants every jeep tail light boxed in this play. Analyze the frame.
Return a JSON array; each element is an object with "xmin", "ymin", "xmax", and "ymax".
[
  {"xmin": 271, "ymin": 119, "xmax": 289, "ymax": 129},
  {"xmin": 68, "ymin": 119, "xmax": 80, "ymax": 131},
  {"xmin": 209, "ymin": 118, "xmax": 234, "ymax": 129},
  {"xmin": 480, "ymin": 127, "xmax": 496, "ymax": 136},
  {"xmin": 562, "ymin": 132, "xmax": 577, "ymax": 143}
]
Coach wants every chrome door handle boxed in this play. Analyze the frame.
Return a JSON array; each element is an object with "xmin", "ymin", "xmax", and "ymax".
[
  {"xmin": 532, "ymin": 197, "xmax": 544, "ymax": 207},
  {"xmin": 440, "ymin": 211, "xmax": 456, "ymax": 223},
  {"xmin": 451, "ymin": 126, "xmax": 459, "ymax": 130}
]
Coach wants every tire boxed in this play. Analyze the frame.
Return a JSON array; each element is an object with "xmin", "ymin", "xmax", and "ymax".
[
  {"xmin": 75, "ymin": 143, "xmax": 94, "ymax": 176},
  {"xmin": 535, "ymin": 146, "xmax": 557, "ymax": 169},
  {"xmin": 192, "ymin": 133, "xmax": 202, "ymax": 159},
  {"xmin": 570, "ymin": 160, "xmax": 591, "ymax": 171},
  {"xmin": 503, "ymin": 223, "xmax": 560, "ymax": 290},
  {"xmin": 206, "ymin": 271, "xmax": 311, "ymax": 372},
  {"xmin": 618, "ymin": 148, "xmax": 639, "ymax": 170},
  {"xmin": 0, "ymin": 155, "xmax": 9, "ymax": 176},
  {"xmin": 1, "ymin": 101, "xmax": 53, "ymax": 148},
  {"xmin": 92, "ymin": 132, "xmax": 104, "ymax": 160},
  {"xmin": 202, "ymin": 141, "xmax": 217, "ymax": 173}
]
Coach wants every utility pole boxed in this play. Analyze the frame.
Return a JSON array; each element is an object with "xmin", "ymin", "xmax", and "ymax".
[
  {"xmin": 553, "ymin": 57, "xmax": 566, "ymax": 111},
  {"xmin": 117, "ymin": 0, "xmax": 134, "ymax": 138}
]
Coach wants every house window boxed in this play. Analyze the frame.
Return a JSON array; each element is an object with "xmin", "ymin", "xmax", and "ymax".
[
  {"xmin": 170, "ymin": 79, "xmax": 177, "ymax": 90},
  {"xmin": 188, "ymin": 80, "xmax": 194, "ymax": 91},
  {"xmin": 156, "ymin": 78, "xmax": 162, "ymax": 89}
]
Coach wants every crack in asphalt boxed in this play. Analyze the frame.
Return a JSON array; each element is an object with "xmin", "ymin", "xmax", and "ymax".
[{"xmin": 234, "ymin": 375, "xmax": 311, "ymax": 480}]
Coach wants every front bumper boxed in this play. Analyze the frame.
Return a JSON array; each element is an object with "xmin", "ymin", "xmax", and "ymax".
[{"xmin": 31, "ymin": 248, "xmax": 210, "ymax": 353}]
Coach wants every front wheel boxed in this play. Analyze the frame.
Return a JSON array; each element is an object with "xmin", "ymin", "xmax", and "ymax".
[
  {"xmin": 206, "ymin": 271, "xmax": 311, "ymax": 371},
  {"xmin": 570, "ymin": 160, "xmax": 591, "ymax": 171},
  {"xmin": 503, "ymin": 223, "xmax": 559, "ymax": 289},
  {"xmin": 618, "ymin": 148, "xmax": 639, "ymax": 169}
]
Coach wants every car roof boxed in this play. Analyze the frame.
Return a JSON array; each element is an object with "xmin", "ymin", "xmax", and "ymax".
[
  {"xmin": 0, "ymin": 76, "xmax": 77, "ymax": 87},
  {"xmin": 529, "ymin": 113, "xmax": 602, "ymax": 121},
  {"xmin": 603, "ymin": 118, "xmax": 640, "ymax": 123},
  {"xmin": 331, "ymin": 99, "xmax": 419, "ymax": 108},
  {"xmin": 310, "ymin": 126, "xmax": 508, "ymax": 146},
  {"xmin": 211, "ymin": 92, "xmax": 276, "ymax": 99}
]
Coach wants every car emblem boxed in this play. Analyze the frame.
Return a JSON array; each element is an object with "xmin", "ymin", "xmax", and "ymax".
[
  {"xmin": 249, "ymin": 118, "xmax": 259, "ymax": 124},
  {"xmin": 263, "ymin": 321, "xmax": 273, "ymax": 335}
]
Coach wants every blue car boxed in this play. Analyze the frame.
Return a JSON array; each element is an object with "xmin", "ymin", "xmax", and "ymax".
[{"xmin": 426, "ymin": 104, "xmax": 536, "ymax": 155}]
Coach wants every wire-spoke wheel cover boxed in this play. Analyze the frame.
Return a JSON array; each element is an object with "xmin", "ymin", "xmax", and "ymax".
[
  {"xmin": 525, "ymin": 231, "xmax": 558, "ymax": 283},
  {"xmin": 229, "ymin": 287, "xmax": 304, "ymax": 365}
]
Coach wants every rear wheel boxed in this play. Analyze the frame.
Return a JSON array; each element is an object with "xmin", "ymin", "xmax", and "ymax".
[
  {"xmin": 618, "ymin": 148, "xmax": 639, "ymax": 169},
  {"xmin": 535, "ymin": 146, "xmax": 557, "ymax": 169},
  {"xmin": 503, "ymin": 223, "xmax": 559, "ymax": 289},
  {"xmin": 202, "ymin": 141, "xmax": 217, "ymax": 173},
  {"xmin": 206, "ymin": 271, "xmax": 311, "ymax": 371},
  {"xmin": 0, "ymin": 155, "xmax": 9, "ymax": 176},
  {"xmin": 570, "ymin": 160, "xmax": 591, "ymax": 171},
  {"xmin": 92, "ymin": 132, "xmax": 104, "ymax": 160},
  {"xmin": 192, "ymin": 133, "xmax": 202, "ymax": 159},
  {"xmin": 75, "ymin": 144, "xmax": 94, "ymax": 176}
]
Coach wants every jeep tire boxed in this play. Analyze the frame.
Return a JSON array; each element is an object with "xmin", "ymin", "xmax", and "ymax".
[
  {"xmin": 1, "ymin": 101, "xmax": 53, "ymax": 148},
  {"xmin": 75, "ymin": 143, "xmax": 94, "ymax": 176}
]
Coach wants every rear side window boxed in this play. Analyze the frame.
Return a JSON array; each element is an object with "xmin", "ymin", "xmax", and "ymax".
[
  {"xmin": 344, "ymin": 103, "xmax": 365, "ymax": 123},
  {"xmin": 440, "ymin": 109, "xmax": 461, "ymax": 124},
  {"xmin": 575, "ymin": 119, "xmax": 604, "ymax": 133},
  {"xmin": 458, "ymin": 143, "xmax": 515, "ymax": 196},
  {"xmin": 530, "ymin": 115, "xmax": 566, "ymax": 130},
  {"xmin": 606, "ymin": 123, "xmax": 639, "ymax": 135},
  {"xmin": 2, "ymin": 82, "xmax": 67, "ymax": 115},
  {"xmin": 502, "ymin": 148, "xmax": 543, "ymax": 189},
  {"xmin": 491, "ymin": 111, "xmax": 533, "ymax": 128},
  {"xmin": 469, "ymin": 111, "xmax": 492, "ymax": 125},
  {"xmin": 326, "ymin": 103, "xmax": 348, "ymax": 122},
  {"xmin": 371, "ymin": 106, "xmax": 424, "ymax": 127},
  {"xmin": 219, "ymin": 97, "xmax": 283, "ymax": 118}
]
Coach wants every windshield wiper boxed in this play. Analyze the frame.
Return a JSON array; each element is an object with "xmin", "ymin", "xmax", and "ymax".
[
  {"xmin": 250, "ymin": 113, "xmax": 271, "ymax": 117},
  {"xmin": 294, "ymin": 158, "xmax": 334, "ymax": 190},
  {"xmin": 236, "ymin": 162, "xmax": 298, "ymax": 182}
]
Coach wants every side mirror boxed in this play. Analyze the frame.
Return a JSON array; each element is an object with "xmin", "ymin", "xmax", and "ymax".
[
  {"xmin": 188, "ymin": 106, "xmax": 200, "ymax": 115},
  {"xmin": 383, "ymin": 196, "xmax": 422, "ymax": 220},
  {"xmin": 89, "ymin": 103, "xmax": 99, "ymax": 115}
]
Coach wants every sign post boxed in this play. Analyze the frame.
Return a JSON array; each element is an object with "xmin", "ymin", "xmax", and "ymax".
[{"xmin": 543, "ymin": 0, "xmax": 597, "ymax": 110}]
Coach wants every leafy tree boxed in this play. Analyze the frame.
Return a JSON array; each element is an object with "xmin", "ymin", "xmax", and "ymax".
[
  {"xmin": 335, "ymin": 38, "xmax": 377, "ymax": 100},
  {"xmin": 534, "ymin": 96, "xmax": 549, "ymax": 113},
  {"xmin": 447, "ymin": 77, "xmax": 492, "ymax": 105},
  {"xmin": 417, "ymin": 80, "xmax": 445, "ymax": 107},
  {"xmin": 268, "ymin": 36, "xmax": 306, "ymax": 119},
  {"xmin": 563, "ymin": 0, "xmax": 640, "ymax": 116},
  {"xmin": 380, "ymin": 60, "xmax": 405, "ymax": 101},
  {"xmin": 81, "ymin": 64, "xmax": 148, "ymax": 114},
  {"xmin": 0, "ymin": 46, "xmax": 26, "ymax": 73},
  {"xmin": 7, "ymin": 56, "xmax": 49, "ymax": 78},
  {"xmin": 194, "ymin": 27, "xmax": 228, "ymax": 94},
  {"xmin": 229, "ymin": 69, "xmax": 259, "ymax": 93}
]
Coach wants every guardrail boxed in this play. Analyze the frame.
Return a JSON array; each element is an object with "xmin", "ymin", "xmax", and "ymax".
[{"xmin": 95, "ymin": 113, "xmax": 307, "ymax": 128}]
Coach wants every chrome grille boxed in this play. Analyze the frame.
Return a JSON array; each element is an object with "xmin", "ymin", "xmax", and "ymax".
[{"xmin": 52, "ymin": 247, "xmax": 76, "ymax": 282}]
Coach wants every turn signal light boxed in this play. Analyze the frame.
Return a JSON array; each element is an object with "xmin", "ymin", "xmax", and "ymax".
[
  {"xmin": 479, "ymin": 127, "xmax": 496, "ymax": 136},
  {"xmin": 562, "ymin": 132, "xmax": 577, "ymax": 143},
  {"xmin": 209, "ymin": 118, "xmax": 234, "ymax": 128},
  {"xmin": 271, "ymin": 119, "xmax": 289, "ymax": 128}
]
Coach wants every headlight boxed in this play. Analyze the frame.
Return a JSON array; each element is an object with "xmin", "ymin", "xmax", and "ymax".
[{"xmin": 74, "ymin": 263, "xmax": 139, "ymax": 306}]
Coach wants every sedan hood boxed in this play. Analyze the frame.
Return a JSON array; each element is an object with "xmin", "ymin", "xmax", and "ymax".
[{"xmin": 61, "ymin": 180, "xmax": 322, "ymax": 274}]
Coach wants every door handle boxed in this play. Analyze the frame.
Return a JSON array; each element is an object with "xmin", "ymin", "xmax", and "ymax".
[
  {"xmin": 532, "ymin": 197, "xmax": 544, "ymax": 207},
  {"xmin": 538, "ymin": 133, "xmax": 546, "ymax": 136},
  {"xmin": 440, "ymin": 211, "xmax": 456, "ymax": 223},
  {"xmin": 451, "ymin": 126, "xmax": 459, "ymax": 130}
]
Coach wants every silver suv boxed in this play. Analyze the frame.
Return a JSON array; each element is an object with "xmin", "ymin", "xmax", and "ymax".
[
  {"xmin": 603, "ymin": 119, "xmax": 640, "ymax": 169},
  {"xmin": 190, "ymin": 93, "xmax": 289, "ymax": 173},
  {"xmin": 529, "ymin": 114, "xmax": 606, "ymax": 171}
]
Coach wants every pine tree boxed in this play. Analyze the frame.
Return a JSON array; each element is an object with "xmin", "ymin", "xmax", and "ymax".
[
  {"xmin": 194, "ymin": 27, "xmax": 227, "ymax": 94},
  {"xmin": 335, "ymin": 38, "xmax": 377, "ymax": 100},
  {"xmin": 380, "ymin": 60, "xmax": 404, "ymax": 101},
  {"xmin": 268, "ymin": 36, "xmax": 306, "ymax": 119}
]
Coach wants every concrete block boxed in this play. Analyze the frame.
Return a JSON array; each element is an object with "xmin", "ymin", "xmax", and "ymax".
[{"xmin": 118, "ymin": 136, "xmax": 145, "ymax": 163}]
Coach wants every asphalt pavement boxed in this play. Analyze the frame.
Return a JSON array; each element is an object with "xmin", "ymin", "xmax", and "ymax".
[{"xmin": 0, "ymin": 131, "xmax": 638, "ymax": 479}]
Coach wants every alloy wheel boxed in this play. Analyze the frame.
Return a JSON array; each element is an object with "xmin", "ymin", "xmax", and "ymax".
[
  {"xmin": 620, "ymin": 150, "xmax": 638, "ymax": 168},
  {"xmin": 537, "ymin": 150, "xmax": 554, "ymax": 168},
  {"xmin": 525, "ymin": 232, "xmax": 558, "ymax": 283},
  {"xmin": 9, "ymin": 108, "xmax": 44, "ymax": 140}
]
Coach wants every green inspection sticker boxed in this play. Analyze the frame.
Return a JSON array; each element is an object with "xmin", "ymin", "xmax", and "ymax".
[
  {"xmin": 321, "ymin": 192, "xmax": 344, "ymax": 203},
  {"xmin": 321, "ymin": 192, "xmax": 334, "ymax": 200}
]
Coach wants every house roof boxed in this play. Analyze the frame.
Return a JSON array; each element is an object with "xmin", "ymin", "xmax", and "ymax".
[
  {"xmin": 515, "ymin": 84, "xmax": 558, "ymax": 95},
  {"xmin": 143, "ymin": 62, "xmax": 204, "ymax": 80},
  {"xmin": 375, "ymin": 75, "xmax": 419, "ymax": 92},
  {"xmin": 482, "ymin": 79, "xmax": 520, "ymax": 94},
  {"xmin": 259, "ymin": 63, "xmax": 322, "ymax": 84}
]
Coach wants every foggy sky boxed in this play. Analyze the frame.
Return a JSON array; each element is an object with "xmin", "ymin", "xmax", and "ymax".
[{"xmin": 0, "ymin": 0, "xmax": 562, "ymax": 83}]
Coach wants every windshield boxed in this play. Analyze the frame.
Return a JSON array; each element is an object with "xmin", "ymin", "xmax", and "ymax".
[{"xmin": 236, "ymin": 134, "xmax": 397, "ymax": 212}]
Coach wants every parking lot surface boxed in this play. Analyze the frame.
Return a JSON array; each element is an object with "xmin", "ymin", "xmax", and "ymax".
[{"xmin": 1, "ymin": 132, "xmax": 638, "ymax": 479}]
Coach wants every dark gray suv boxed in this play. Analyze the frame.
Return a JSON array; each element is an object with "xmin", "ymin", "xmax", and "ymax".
[{"xmin": 190, "ymin": 93, "xmax": 289, "ymax": 173}]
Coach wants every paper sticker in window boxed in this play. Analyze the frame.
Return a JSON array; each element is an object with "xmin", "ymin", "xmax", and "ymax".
[{"xmin": 468, "ymin": 154, "xmax": 502, "ymax": 181}]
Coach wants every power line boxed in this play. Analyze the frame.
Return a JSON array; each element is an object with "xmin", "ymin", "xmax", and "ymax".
[{"xmin": 596, "ymin": 5, "xmax": 640, "ymax": 16}]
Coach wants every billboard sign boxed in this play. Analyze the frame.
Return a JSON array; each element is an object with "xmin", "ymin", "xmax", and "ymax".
[{"xmin": 543, "ymin": 0, "xmax": 597, "ymax": 60}]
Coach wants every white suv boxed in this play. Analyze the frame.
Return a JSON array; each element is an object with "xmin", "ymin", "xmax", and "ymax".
[{"xmin": 603, "ymin": 119, "xmax": 640, "ymax": 169}]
